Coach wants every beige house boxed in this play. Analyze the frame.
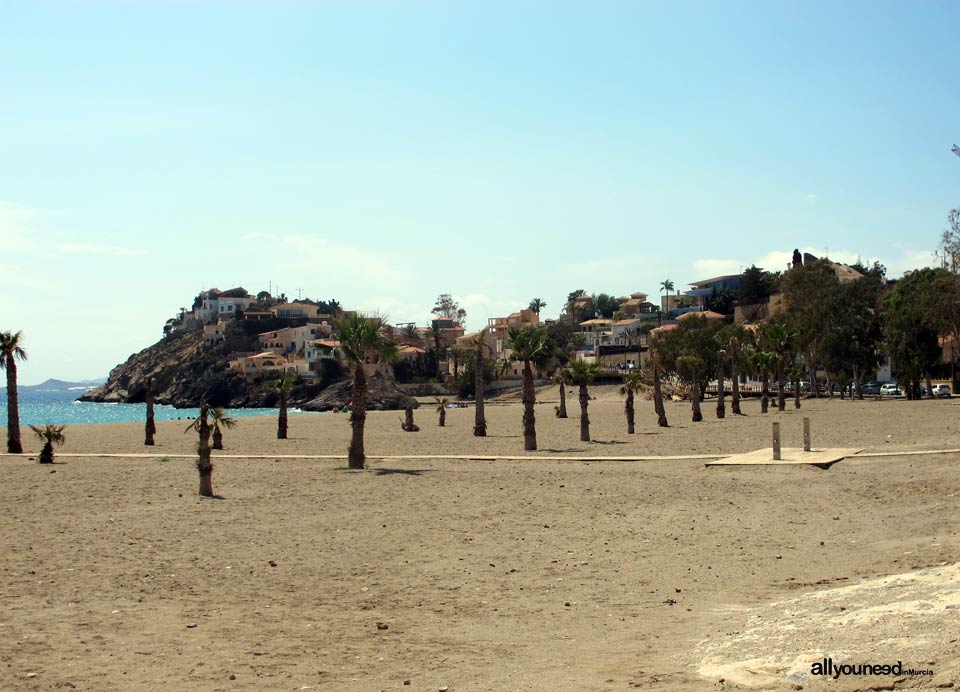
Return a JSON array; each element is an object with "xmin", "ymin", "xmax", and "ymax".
[
  {"xmin": 259, "ymin": 325, "xmax": 324, "ymax": 356},
  {"xmin": 203, "ymin": 321, "xmax": 226, "ymax": 347},
  {"xmin": 229, "ymin": 352, "xmax": 309, "ymax": 379}
]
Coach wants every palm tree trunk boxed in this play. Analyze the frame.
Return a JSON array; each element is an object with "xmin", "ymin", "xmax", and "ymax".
[
  {"xmin": 145, "ymin": 378, "xmax": 156, "ymax": 446},
  {"xmin": 277, "ymin": 391, "xmax": 288, "ymax": 439},
  {"xmin": 716, "ymin": 354, "xmax": 725, "ymax": 419},
  {"xmin": 5, "ymin": 359, "xmax": 22, "ymax": 453},
  {"xmin": 557, "ymin": 383, "xmax": 567, "ymax": 418},
  {"xmin": 579, "ymin": 384, "xmax": 590, "ymax": 441},
  {"xmin": 439, "ymin": 407, "xmax": 446, "ymax": 426},
  {"xmin": 777, "ymin": 359, "xmax": 786, "ymax": 411},
  {"xmin": 794, "ymin": 378, "xmax": 801, "ymax": 409},
  {"xmin": 39, "ymin": 441, "xmax": 54, "ymax": 464},
  {"xmin": 761, "ymin": 370, "xmax": 769, "ymax": 413},
  {"xmin": 731, "ymin": 351, "xmax": 741, "ymax": 415},
  {"xmin": 625, "ymin": 390, "xmax": 635, "ymax": 434},
  {"xmin": 197, "ymin": 412, "xmax": 213, "ymax": 497},
  {"xmin": 212, "ymin": 426, "xmax": 223, "ymax": 450},
  {"xmin": 473, "ymin": 352, "xmax": 487, "ymax": 437},
  {"xmin": 653, "ymin": 360, "xmax": 668, "ymax": 427},
  {"xmin": 691, "ymin": 373, "xmax": 703, "ymax": 422},
  {"xmin": 522, "ymin": 360, "xmax": 537, "ymax": 450},
  {"xmin": 348, "ymin": 366, "xmax": 368, "ymax": 469}
]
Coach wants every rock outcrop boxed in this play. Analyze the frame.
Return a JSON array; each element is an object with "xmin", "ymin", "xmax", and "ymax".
[{"xmin": 302, "ymin": 371, "xmax": 420, "ymax": 412}]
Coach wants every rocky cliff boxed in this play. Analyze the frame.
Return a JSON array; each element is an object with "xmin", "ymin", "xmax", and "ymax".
[{"xmin": 78, "ymin": 328, "xmax": 328, "ymax": 408}]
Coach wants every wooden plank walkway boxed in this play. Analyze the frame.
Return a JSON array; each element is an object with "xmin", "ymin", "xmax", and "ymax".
[
  {"xmin": 706, "ymin": 447, "xmax": 863, "ymax": 469},
  {"xmin": 0, "ymin": 452, "xmax": 722, "ymax": 462}
]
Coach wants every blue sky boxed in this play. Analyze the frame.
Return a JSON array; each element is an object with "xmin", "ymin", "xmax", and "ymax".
[{"xmin": 2, "ymin": 0, "xmax": 958, "ymax": 384}]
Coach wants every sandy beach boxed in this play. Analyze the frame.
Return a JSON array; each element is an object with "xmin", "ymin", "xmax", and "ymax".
[{"xmin": 2, "ymin": 389, "xmax": 959, "ymax": 691}]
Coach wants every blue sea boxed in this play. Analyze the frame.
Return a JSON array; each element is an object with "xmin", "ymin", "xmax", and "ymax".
[{"xmin": 0, "ymin": 388, "xmax": 298, "ymax": 427}]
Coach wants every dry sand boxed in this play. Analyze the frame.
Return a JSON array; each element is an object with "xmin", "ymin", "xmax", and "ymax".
[{"xmin": 2, "ymin": 388, "xmax": 959, "ymax": 691}]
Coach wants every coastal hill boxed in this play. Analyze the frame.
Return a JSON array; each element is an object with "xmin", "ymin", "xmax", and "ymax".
[{"xmin": 79, "ymin": 322, "xmax": 418, "ymax": 411}]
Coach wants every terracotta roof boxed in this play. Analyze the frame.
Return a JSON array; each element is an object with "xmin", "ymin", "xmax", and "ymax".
[
  {"xmin": 677, "ymin": 310, "xmax": 726, "ymax": 321},
  {"xmin": 312, "ymin": 339, "xmax": 340, "ymax": 348}
]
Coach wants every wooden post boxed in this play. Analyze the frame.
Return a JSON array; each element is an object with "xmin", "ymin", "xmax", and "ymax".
[
  {"xmin": 772, "ymin": 422, "xmax": 781, "ymax": 460},
  {"xmin": 803, "ymin": 417, "xmax": 811, "ymax": 452}
]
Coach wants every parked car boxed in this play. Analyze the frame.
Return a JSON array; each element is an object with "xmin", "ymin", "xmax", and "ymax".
[
  {"xmin": 935, "ymin": 384, "xmax": 952, "ymax": 398},
  {"xmin": 861, "ymin": 382, "xmax": 882, "ymax": 395},
  {"xmin": 880, "ymin": 383, "xmax": 902, "ymax": 396}
]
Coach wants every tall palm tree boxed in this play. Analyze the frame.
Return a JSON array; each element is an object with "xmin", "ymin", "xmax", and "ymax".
[
  {"xmin": 568, "ymin": 360, "xmax": 601, "ymax": 441},
  {"xmin": 30, "ymin": 424, "xmax": 66, "ymax": 464},
  {"xmin": 334, "ymin": 313, "xmax": 399, "ymax": 469},
  {"xmin": 210, "ymin": 407, "xmax": 237, "ymax": 450},
  {"xmin": 508, "ymin": 326, "xmax": 550, "ymax": 451},
  {"xmin": 435, "ymin": 397, "xmax": 449, "ymax": 426},
  {"xmin": 620, "ymin": 371, "xmax": 642, "ymax": 434},
  {"xmin": 553, "ymin": 367, "xmax": 571, "ymax": 418},
  {"xmin": 186, "ymin": 404, "xmax": 213, "ymax": 497},
  {"xmin": 470, "ymin": 329, "xmax": 492, "ymax": 437},
  {"xmin": 275, "ymin": 376, "xmax": 293, "ymax": 439},
  {"xmin": 659, "ymin": 279, "xmax": 675, "ymax": 311},
  {"xmin": 144, "ymin": 376, "xmax": 157, "ymax": 446},
  {"xmin": 528, "ymin": 298, "xmax": 547, "ymax": 318},
  {"xmin": 0, "ymin": 330, "xmax": 27, "ymax": 453}
]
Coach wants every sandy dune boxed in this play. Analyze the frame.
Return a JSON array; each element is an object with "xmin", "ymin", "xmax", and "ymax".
[{"xmin": 2, "ymin": 391, "xmax": 959, "ymax": 690}]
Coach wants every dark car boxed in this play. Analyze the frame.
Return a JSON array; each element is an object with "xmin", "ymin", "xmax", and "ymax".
[{"xmin": 861, "ymin": 382, "xmax": 881, "ymax": 395}]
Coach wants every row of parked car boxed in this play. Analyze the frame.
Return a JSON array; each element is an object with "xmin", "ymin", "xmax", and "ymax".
[{"xmin": 857, "ymin": 381, "xmax": 952, "ymax": 397}]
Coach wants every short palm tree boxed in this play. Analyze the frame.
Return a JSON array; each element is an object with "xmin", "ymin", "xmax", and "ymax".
[
  {"xmin": 185, "ymin": 404, "xmax": 214, "ymax": 497},
  {"xmin": 649, "ymin": 344, "xmax": 669, "ymax": 427},
  {"xmin": 716, "ymin": 349, "xmax": 727, "ymax": 419},
  {"xmin": 568, "ymin": 360, "xmax": 602, "ymax": 441},
  {"xmin": 144, "ymin": 376, "xmax": 157, "ymax": 446},
  {"xmin": 508, "ymin": 326, "xmax": 551, "ymax": 451},
  {"xmin": 764, "ymin": 323, "xmax": 795, "ymax": 412},
  {"xmin": 275, "ymin": 376, "xmax": 293, "ymax": 439},
  {"xmin": 619, "ymin": 371, "xmax": 642, "ymax": 434},
  {"xmin": 528, "ymin": 298, "xmax": 547, "ymax": 317},
  {"xmin": 448, "ymin": 347, "xmax": 465, "ymax": 378},
  {"xmin": 554, "ymin": 367, "xmax": 571, "ymax": 418},
  {"xmin": 334, "ymin": 313, "xmax": 399, "ymax": 469},
  {"xmin": 30, "ymin": 424, "xmax": 66, "ymax": 464},
  {"xmin": 754, "ymin": 351, "xmax": 779, "ymax": 414},
  {"xmin": 210, "ymin": 407, "xmax": 237, "ymax": 450},
  {"xmin": 675, "ymin": 355, "xmax": 706, "ymax": 422},
  {"xmin": 470, "ymin": 329, "xmax": 492, "ymax": 437},
  {"xmin": 1, "ymin": 330, "xmax": 27, "ymax": 453},
  {"xmin": 435, "ymin": 397, "xmax": 450, "ymax": 426}
]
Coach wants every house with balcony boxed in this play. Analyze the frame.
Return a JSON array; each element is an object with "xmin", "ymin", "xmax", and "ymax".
[
  {"xmin": 258, "ymin": 325, "xmax": 324, "ymax": 357},
  {"xmin": 685, "ymin": 275, "xmax": 743, "ymax": 310}
]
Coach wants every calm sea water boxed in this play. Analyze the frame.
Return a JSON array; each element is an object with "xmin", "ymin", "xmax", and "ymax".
[{"xmin": 0, "ymin": 389, "xmax": 302, "ymax": 426}]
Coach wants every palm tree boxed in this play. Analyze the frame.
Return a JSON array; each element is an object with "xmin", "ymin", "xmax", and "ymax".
[
  {"xmin": 186, "ymin": 404, "xmax": 213, "ymax": 497},
  {"xmin": 675, "ymin": 355, "xmax": 706, "ymax": 422},
  {"xmin": 435, "ymin": 397, "xmax": 449, "ymax": 426},
  {"xmin": 765, "ymin": 323, "xmax": 794, "ymax": 412},
  {"xmin": 470, "ymin": 329, "xmax": 492, "ymax": 437},
  {"xmin": 649, "ymin": 342, "xmax": 669, "ymax": 427},
  {"xmin": 30, "ymin": 424, "xmax": 65, "ymax": 464},
  {"xmin": 659, "ymin": 279, "xmax": 675, "ymax": 311},
  {"xmin": 275, "ymin": 376, "xmax": 293, "ymax": 439},
  {"xmin": 144, "ymin": 376, "xmax": 157, "ymax": 446},
  {"xmin": 754, "ymin": 351, "xmax": 778, "ymax": 414},
  {"xmin": 553, "ymin": 368, "xmax": 571, "ymax": 418},
  {"xmin": 716, "ymin": 349, "xmax": 726, "ymax": 419},
  {"xmin": 210, "ymin": 407, "xmax": 237, "ymax": 450},
  {"xmin": 528, "ymin": 298, "xmax": 547, "ymax": 318},
  {"xmin": 0, "ymin": 330, "xmax": 27, "ymax": 453},
  {"xmin": 448, "ymin": 347, "xmax": 465, "ymax": 378},
  {"xmin": 568, "ymin": 360, "xmax": 601, "ymax": 441},
  {"xmin": 334, "ymin": 313, "xmax": 399, "ymax": 469},
  {"xmin": 620, "ymin": 371, "xmax": 642, "ymax": 434},
  {"xmin": 508, "ymin": 326, "xmax": 550, "ymax": 451}
]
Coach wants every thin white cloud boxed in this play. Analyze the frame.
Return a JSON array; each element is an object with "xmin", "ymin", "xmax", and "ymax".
[
  {"xmin": 0, "ymin": 201, "xmax": 37, "ymax": 253},
  {"xmin": 57, "ymin": 243, "xmax": 146, "ymax": 257},
  {"xmin": 273, "ymin": 233, "xmax": 411, "ymax": 284},
  {"xmin": 691, "ymin": 258, "xmax": 742, "ymax": 277},
  {"xmin": 710, "ymin": 246, "xmax": 938, "ymax": 279},
  {"xmin": 0, "ymin": 263, "xmax": 56, "ymax": 290},
  {"xmin": 807, "ymin": 193, "xmax": 817, "ymax": 205}
]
